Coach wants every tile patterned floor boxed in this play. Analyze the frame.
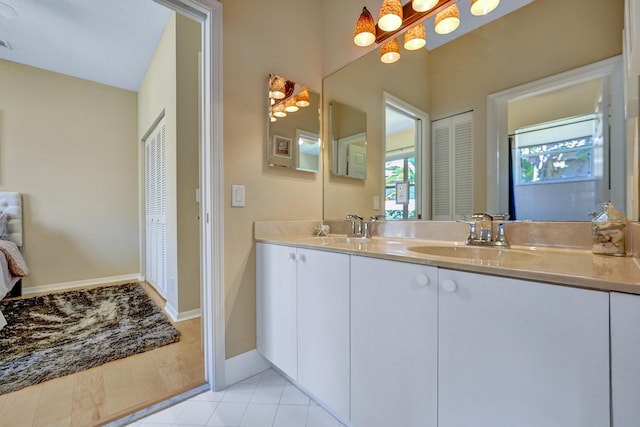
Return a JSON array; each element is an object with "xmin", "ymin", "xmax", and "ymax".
[{"xmin": 125, "ymin": 369, "xmax": 347, "ymax": 427}]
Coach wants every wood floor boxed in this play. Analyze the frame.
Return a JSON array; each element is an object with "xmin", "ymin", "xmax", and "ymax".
[{"xmin": 0, "ymin": 282, "xmax": 206, "ymax": 427}]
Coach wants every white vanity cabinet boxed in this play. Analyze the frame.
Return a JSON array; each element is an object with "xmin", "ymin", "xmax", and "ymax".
[
  {"xmin": 256, "ymin": 243, "xmax": 298, "ymax": 380},
  {"xmin": 296, "ymin": 247, "xmax": 350, "ymax": 419},
  {"xmin": 611, "ymin": 292, "xmax": 640, "ymax": 427},
  {"xmin": 437, "ymin": 269, "xmax": 610, "ymax": 427},
  {"xmin": 256, "ymin": 242, "xmax": 350, "ymax": 420},
  {"xmin": 350, "ymin": 256, "xmax": 438, "ymax": 427}
]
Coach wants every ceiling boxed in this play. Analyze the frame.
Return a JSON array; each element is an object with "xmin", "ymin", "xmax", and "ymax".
[
  {"xmin": 0, "ymin": 0, "xmax": 171, "ymax": 91},
  {"xmin": 423, "ymin": 0, "xmax": 533, "ymax": 50},
  {"xmin": 0, "ymin": 0, "xmax": 532, "ymax": 93}
]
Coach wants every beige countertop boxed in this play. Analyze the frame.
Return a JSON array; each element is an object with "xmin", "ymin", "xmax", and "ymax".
[{"xmin": 255, "ymin": 234, "xmax": 640, "ymax": 295}]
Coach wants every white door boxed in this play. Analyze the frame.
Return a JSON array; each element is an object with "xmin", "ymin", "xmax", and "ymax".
[
  {"xmin": 438, "ymin": 269, "xmax": 610, "ymax": 427},
  {"xmin": 347, "ymin": 144, "xmax": 367, "ymax": 179},
  {"xmin": 611, "ymin": 291, "xmax": 640, "ymax": 427},
  {"xmin": 351, "ymin": 256, "xmax": 438, "ymax": 427},
  {"xmin": 255, "ymin": 243, "xmax": 298, "ymax": 380},
  {"xmin": 297, "ymin": 248, "xmax": 350, "ymax": 419},
  {"xmin": 144, "ymin": 117, "xmax": 167, "ymax": 297}
]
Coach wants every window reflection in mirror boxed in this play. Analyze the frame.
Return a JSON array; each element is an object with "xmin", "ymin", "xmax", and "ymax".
[
  {"xmin": 329, "ymin": 101, "xmax": 367, "ymax": 179},
  {"xmin": 268, "ymin": 73, "xmax": 320, "ymax": 172}
]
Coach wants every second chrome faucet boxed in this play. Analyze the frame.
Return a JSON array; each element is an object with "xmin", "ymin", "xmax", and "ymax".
[
  {"xmin": 345, "ymin": 214, "xmax": 384, "ymax": 239},
  {"xmin": 458, "ymin": 213, "xmax": 509, "ymax": 247}
]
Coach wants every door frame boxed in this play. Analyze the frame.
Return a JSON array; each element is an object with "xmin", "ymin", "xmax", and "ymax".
[
  {"xmin": 382, "ymin": 92, "xmax": 431, "ymax": 220},
  {"xmin": 152, "ymin": 0, "xmax": 225, "ymax": 391}
]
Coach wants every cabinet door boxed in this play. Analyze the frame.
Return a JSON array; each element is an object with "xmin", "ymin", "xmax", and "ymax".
[
  {"xmin": 297, "ymin": 248, "xmax": 350, "ymax": 419},
  {"xmin": 438, "ymin": 269, "xmax": 610, "ymax": 427},
  {"xmin": 611, "ymin": 292, "xmax": 640, "ymax": 427},
  {"xmin": 256, "ymin": 243, "xmax": 298, "ymax": 380},
  {"xmin": 351, "ymin": 256, "xmax": 438, "ymax": 427}
]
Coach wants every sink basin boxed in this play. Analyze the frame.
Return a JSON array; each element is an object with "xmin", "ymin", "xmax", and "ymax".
[{"xmin": 407, "ymin": 245, "xmax": 541, "ymax": 263}]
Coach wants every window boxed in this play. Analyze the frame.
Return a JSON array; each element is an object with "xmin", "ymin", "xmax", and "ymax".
[
  {"xmin": 517, "ymin": 137, "xmax": 594, "ymax": 184},
  {"xmin": 385, "ymin": 156, "xmax": 417, "ymax": 219}
]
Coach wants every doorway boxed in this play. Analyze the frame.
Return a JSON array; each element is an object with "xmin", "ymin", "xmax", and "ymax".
[
  {"xmin": 383, "ymin": 93, "xmax": 430, "ymax": 220},
  {"xmin": 153, "ymin": 0, "xmax": 225, "ymax": 391}
]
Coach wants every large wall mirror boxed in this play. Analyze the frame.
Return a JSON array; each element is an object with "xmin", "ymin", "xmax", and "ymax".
[
  {"xmin": 322, "ymin": 0, "xmax": 627, "ymax": 222},
  {"xmin": 268, "ymin": 73, "xmax": 321, "ymax": 172}
]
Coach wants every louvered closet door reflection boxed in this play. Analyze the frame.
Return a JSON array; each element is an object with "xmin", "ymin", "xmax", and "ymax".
[
  {"xmin": 431, "ymin": 112, "xmax": 473, "ymax": 220},
  {"xmin": 145, "ymin": 118, "xmax": 167, "ymax": 297}
]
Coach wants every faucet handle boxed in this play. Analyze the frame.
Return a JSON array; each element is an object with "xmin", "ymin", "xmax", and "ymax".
[
  {"xmin": 492, "ymin": 213, "xmax": 510, "ymax": 221},
  {"xmin": 370, "ymin": 214, "xmax": 384, "ymax": 221},
  {"xmin": 472, "ymin": 212, "xmax": 494, "ymax": 221},
  {"xmin": 494, "ymin": 223, "xmax": 509, "ymax": 247},
  {"xmin": 345, "ymin": 214, "xmax": 364, "ymax": 221},
  {"xmin": 456, "ymin": 219, "xmax": 477, "ymax": 241}
]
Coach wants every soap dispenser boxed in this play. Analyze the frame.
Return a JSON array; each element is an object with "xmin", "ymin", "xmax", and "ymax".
[{"xmin": 592, "ymin": 201, "xmax": 626, "ymax": 256}]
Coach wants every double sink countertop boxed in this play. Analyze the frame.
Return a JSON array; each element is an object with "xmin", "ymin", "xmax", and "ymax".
[{"xmin": 254, "ymin": 220, "xmax": 640, "ymax": 295}]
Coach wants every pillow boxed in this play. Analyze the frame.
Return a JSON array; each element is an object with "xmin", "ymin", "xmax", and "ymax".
[
  {"xmin": 0, "ymin": 211, "xmax": 8, "ymax": 240},
  {"xmin": 0, "ymin": 240, "xmax": 29, "ymax": 277}
]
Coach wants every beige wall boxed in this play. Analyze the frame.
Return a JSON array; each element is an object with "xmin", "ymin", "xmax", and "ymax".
[
  {"xmin": 0, "ymin": 59, "xmax": 139, "ymax": 287},
  {"xmin": 138, "ymin": 13, "xmax": 201, "ymax": 313},
  {"xmin": 176, "ymin": 15, "xmax": 202, "ymax": 313},
  {"xmin": 223, "ymin": 0, "xmax": 324, "ymax": 358}
]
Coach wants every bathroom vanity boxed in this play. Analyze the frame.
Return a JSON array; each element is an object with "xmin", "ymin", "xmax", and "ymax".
[{"xmin": 255, "ymin": 220, "xmax": 640, "ymax": 427}]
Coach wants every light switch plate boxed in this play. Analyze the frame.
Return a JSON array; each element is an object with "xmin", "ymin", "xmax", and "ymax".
[
  {"xmin": 231, "ymin": 185, "xmax": 245, "ymax": 207},
  {"xmin": 373, "ymin": 195, "xmax": 380, "ymax": 210}
]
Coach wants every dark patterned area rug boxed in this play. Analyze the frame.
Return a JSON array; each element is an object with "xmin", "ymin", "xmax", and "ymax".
[{"xmin": 0, "ymin": 282, "xmax": 180, "ymax": 395}]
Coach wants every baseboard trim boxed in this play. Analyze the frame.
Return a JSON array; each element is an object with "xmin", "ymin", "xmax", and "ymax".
[
  {"xmin": 22, "ymin": 274, "xmax": 145, "ymax": 295},
  {"xmin": 225, "ymin": 349, "xmax": 270, "ymax": 386},
  {"xmin": 164, "ymin": 302, "xmax": 179, "ymax": 321},
  {"xmin": 175, "ymin": 308, "xmax": 201, "ymax": 322}
]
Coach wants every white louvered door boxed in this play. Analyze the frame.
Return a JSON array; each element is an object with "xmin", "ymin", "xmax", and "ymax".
[
  {"xmin": 145, "ymin": 117, "xmax": 167, "ymax": 297},
  {"xmin": 432, "ymin": 112, "xmax": 473, "ymax": 220}
]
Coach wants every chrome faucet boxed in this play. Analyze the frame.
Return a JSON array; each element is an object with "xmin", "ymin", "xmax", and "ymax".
[
  {"xmin": 362, "ymin": 215, "xmax": 384, "ymax": 239},
  {"xmin": 458, "ymin": 213, "xmax": 510, "ymax": 247},
  {"xmin": 345, "ymin": 214, "xmax": 364, "ymax": 237}
]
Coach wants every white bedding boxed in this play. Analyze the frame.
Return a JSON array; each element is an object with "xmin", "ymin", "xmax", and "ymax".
[
  {"xmin": 0, "ymin": 191, "xmax": 25, "ymax": 331},
  {"xmin": 0, "ymin": 253, "xmax": 20, "ymax": 330}
]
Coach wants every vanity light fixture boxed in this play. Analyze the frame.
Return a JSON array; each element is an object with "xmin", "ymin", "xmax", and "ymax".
[
  {"xmin": 403, "ymin": 22, "xmax": 426, "ymax": 50},
  {"xmin": 470, "ymin": 0, "xmax": 500, "ymax": 16},
  {"xmin": 295, "ymin": 89, "xmax": 311, "ymax": 107},
  {"xmin": 434, "ymin": 3, "xmax": 460, "ymax": 35},
  {"xmin": 378, "ymin": 0, "xmax": 403, "ymax": 32},
  {"xmin": 380, "ymin": 38, "xmax": 401, "ymax": 64},
  {"xmin": 353, "ymin": 7, "xmax": 376, "ymax": 47},
  {"xmin": 268, "ymin": 73, "xmax": 312, "ymax": 122},
  {"xmin": 273, "ymin": 103, "xmax": 287, "ymax": 118},
  {"xmin": 284, "ymin": 97, "xmax": 299, "ymax": 113},
  {"xmin": 411, "ymin": 0, "xmax": 439, "ymax": 12},
  {"xmin": 270, "ymin": 76, "xmax": 286, "ymax": 99},
  {"xmin": 353, "ymin": 0, "xmax": 500, "ymax": 64}
]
